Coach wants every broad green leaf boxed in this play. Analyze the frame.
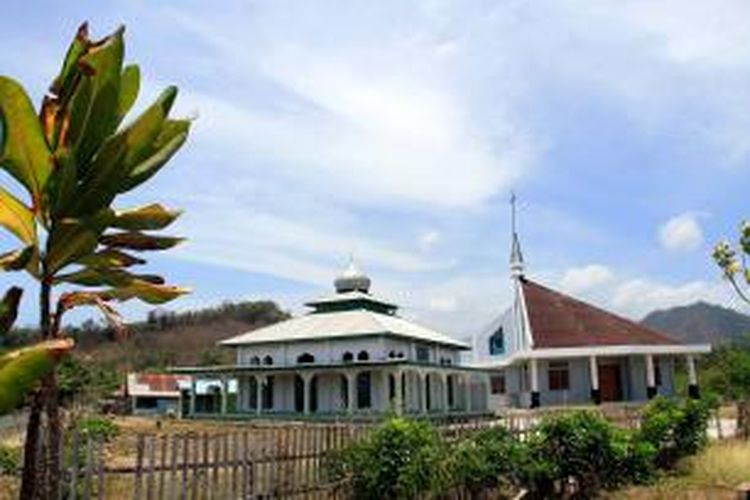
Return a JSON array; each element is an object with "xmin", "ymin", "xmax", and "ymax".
[
  {"xmin": 77, "ymin": 248, "xmax": 145, "ymax": 269},
  {"xmin": 111, "ymin": 280, "xmax": 190, "ymax": 304},
  {"xmin": 46, "ymin": 148, "xmax": 79, "ymax": 219},
  {"xmin": 112, "ymin": 203, "xmax": 182, "ymax": 231},
  {"xmin": 100, "ymin": 231, "xmax": 184, "ymax": 251},
  {"xmin": 120, "ymin": 126, "xmax": 189, "ymax": 193},
  {"xmin": 118, "ymin": 64, "xmax": 140, "ymax": 120},
  {"xmin": 0, "ymin": 76, "xmax": 53, "ymax": 207},
  {"xmin": 0, "ymin": 186, "xmax": 36, "ymax": 244},
  {"xmin": 45, "ymin": 23, "xmax": 91, "ymax": 148},
  {"xmin": 0, "ymin": 246, "xmax": 36, "ymax": 273},
  {"xmin": 0, "ymin": 287, "xmax": 21, "ymax": 335},
  {"xmin": 0, "ymin": 338, "xmax": 73, "ymax": 415},
  {"xmin": 50, "ymin": 23, "xmax": 90, "ymax": 102},
  {"xmin": 45, "ymin": 209, "xmax": 113, "ymax": 273},
  {"xmin": 74, "ymin": 26, "xmax": 125, "ymax": 169},
  {"xmin": 68, "ymin": 87, "xmax": 177, "ymax": 216},
  {"xmin": 55, "ymin": 267, "xmax": 164, "ymax": 287}
]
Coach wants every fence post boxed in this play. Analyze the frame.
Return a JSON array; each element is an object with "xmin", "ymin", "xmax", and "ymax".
[
  {"xmin": 83, "ymin": 434, "xmax": 93, "ymax": 500},
  {"xmin": 96, "ymin": 438, "xmax": 105, "ymax": 500},
  {"xmin": 70, "ymin": 427, "xmax": 80, "ymax": 500},
  {"xmin": 190, "ymin": 434, "xmax": 200, "ymax": 500},
  {"xmin": 169, "ymin": 434, "xmax": 178, "ymax": 500},
  {"xmin": 146, "ymin": 434, "xmax": 156, "ymax": 500},
  {"xmin": 158, "ymin": 434, "xmax": 167, "ymax": 500},
  {"xmin": 231, "ymin": 432, "xmax": 239, "ymax": 498},
  {"xmin": 203, "ymin": 432, "xmax": 211, "ymax": 500},
  {"xmin": 180, "ymin": 434, "xmax": 189, "ymax": 500},
  {"xmin": 133, "ymin": 434, "xmax": 144, "ymax": 500}
]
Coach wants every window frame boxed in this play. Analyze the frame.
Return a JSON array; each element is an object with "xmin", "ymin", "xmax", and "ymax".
[{"xmin": 547, "ymin": 361, "xmax": 570, "ymax": 391}]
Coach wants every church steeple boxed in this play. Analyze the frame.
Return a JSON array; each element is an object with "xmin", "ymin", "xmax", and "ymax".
[{"xmin": 510, "ymin": 192, "xmax": 525, "ymax": 278}]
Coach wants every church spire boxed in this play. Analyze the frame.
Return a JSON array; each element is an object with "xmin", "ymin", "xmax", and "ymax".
[{"xmin": 510, "ymin": 191, "xmax": 525, "ymax": 278}]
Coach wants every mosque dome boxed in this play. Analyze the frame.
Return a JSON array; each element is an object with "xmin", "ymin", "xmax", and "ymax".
[{"xmin": 334, "ymin": 259, "xmax": 371, "ymax": 294}]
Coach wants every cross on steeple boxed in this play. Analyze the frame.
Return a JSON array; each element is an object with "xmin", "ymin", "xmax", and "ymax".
[{"xmin": 510, "ymin": 191, "xmax": 525, "ymax": 278}]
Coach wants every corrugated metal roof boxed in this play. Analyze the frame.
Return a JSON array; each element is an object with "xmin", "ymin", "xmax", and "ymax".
[
  {"xmin": 127, "ymin": 373, "xmax": 191, "ymax": 398},
  {"xmin": 220, "ymin": 309, "xmax": 470, "ymax": 349},
  {"xmin": 521, "ymin": 278, "xmax": 680, "ymax": 348}
]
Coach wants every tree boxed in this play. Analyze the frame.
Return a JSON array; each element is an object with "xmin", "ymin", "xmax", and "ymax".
[
  {"xmin": 713, "ymin": 223, "xmax": 750, "ymax": 439},
  {"xmin": 0, "ymin": 23, "xmax": 191, "ymax": 498}
]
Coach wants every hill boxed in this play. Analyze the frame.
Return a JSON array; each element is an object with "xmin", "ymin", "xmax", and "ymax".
[
  {"xmin": 7, "ymin": 300, "xmax": 290, "ymax": 372},
  {"xmin": 641, "ymin": 301, "xmax": 750, "ymax": 345}
]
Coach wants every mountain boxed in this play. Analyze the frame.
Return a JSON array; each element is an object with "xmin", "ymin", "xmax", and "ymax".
[
  {"xmin": 641, "ymin": 301, "xmax": 750, "ymax": 345},
  {"xmin": 6, "ymin": 300, "xmax": 290, "ymax": 371}
]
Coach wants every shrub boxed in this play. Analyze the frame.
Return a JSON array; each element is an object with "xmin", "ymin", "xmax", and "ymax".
[
  {"xmin": 334, "ymin": 418, "xmax": 446, "ymax": 500},
  {"xmin": 76, "ymin": 415, "xmax": 119, "ymax": 443},
  {"xmin": 0, "ymin": 444, "xmax": 20, "ymax": 475},
  {"xmin": 639, "ymin": 397, "xmax": 714, "ymax": 469},
  {"xmin": 528, "ymin": 411, "xmax": 650, "ymax": 497},
  {"xmin": 447, "ymin": 426, "xmax": 529, "ymax": 496}
]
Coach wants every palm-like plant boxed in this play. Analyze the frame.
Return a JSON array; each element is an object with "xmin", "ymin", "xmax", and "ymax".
[{"xmin": 0, "ymin": 23, "xmax": 191, "ymax": 498}]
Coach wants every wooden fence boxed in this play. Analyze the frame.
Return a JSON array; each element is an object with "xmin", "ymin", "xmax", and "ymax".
[{"xmin": 7, "ymin": 406, "xmax": 732, "ymax": 499}]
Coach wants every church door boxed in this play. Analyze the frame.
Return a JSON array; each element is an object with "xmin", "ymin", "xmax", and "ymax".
[{"xmin": 598, "ymin": 363, "xmax": 623, "ymax": 402}]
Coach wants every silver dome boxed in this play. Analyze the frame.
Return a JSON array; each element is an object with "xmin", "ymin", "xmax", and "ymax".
[{"xmin": 334, "ymin": 260, "xmax": 371, "ymax": 293}]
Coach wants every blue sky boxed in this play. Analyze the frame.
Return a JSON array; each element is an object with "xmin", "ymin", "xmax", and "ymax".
[{"xmin": 2, "ymin": 1, "xmax": 750, "ymax": 337}]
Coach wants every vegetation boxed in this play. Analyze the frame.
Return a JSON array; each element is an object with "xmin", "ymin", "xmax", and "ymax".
[
  {"xmin": 76, "ymin": 415, "xmax": 119, "ymax": 442},
  {"xmin": 0, "ymin": 22, "xmax": 191, "ymax": 497},
  {"xmin": 334, "ymin": 399, "xmax": 715, "ymax": 499}
]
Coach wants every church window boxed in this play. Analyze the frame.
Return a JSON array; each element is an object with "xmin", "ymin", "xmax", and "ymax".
[
  {"xmin": 489, "ymin": 327, "xmax": 505, "ymax": 355},
  {"xmin": 342, "ymin": 352, "xmax": 353, "ymax": 363},
  {"xmin": 548, "ymin": 361, "xmax": 570, "ymax": 391},
  {"xmin": 490, "ymin": 373, "xmax": 506, "ymax": 394},
  {"xmin": 357, "ymin": 350, "xmax": 369, "ymax": 361}
]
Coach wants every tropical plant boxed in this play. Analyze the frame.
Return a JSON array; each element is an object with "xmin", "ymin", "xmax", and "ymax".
[
  {"xmin": 712, "ymin": 229, "xmax": 750, "ymax": 439},
  {"xmin": 0, "ymin": 22, "xmax": 190, "ymax": 498},
  {"xmin": 713, "ymin": 222, "xmax": 750, "ymax": 304},
  {"xmin": 0, "ymin": 288, "xmax": 72, "ymax": 415}
]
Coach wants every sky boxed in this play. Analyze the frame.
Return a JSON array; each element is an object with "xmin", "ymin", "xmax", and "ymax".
[{"xmin": 2, "ymin": 0, "xmax": 750, "ymax": 338}]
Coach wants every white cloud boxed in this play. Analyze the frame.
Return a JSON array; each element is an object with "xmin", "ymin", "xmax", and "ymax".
[
  {"xmin": 419, "ymin": 230, "xmax": 441, "ymax": 252},
  {"xmin": 612, "ymin": 278, "xmax": 731, "ymax": 319},
  {"xmin": 658, "ymin": 213, "xmax": 704, "ymax": 252},
  {"xmin": 560, "ymin": 264, "xmax": 615, "ymax": 294}
]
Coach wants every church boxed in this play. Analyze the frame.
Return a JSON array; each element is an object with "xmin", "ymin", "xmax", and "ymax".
[{"xmin": 471, "ymin": 199, "xmax": 711, "ymax": 409}]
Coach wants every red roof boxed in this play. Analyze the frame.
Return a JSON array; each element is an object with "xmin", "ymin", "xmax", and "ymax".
[
  {"xmin": 127, "ymin": 373, "xmax": 191, "ymax": 396},
  {"xmin": 521, "ymin": 278, "xmax": 679, "ymax": 348}
]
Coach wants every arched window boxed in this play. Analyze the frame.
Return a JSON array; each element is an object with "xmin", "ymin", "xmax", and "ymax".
[
  {"xmin": 489, "ymin": 327, "xmax": 505, "ymax": 355},
  {"xmin": 357, "ymin": 350, "xmax": 369, "ymax": 361},
  {"xmin": 263, "ymin": 355, "xmax": 273, "ymax": 366},
  {"xmin": 388, "ymin": 350, "xmax": 396, "ymax": 358},
  {"xmin": 250, "ymin": 356, "xmax": 260, "ymax": 365},
  {"xmin": 357, "ymin": 372, "xmax": 371, "ymax": 409},
  {"xmin": 342, "ymin": 352, "xmax": 354, "ymax": 363},
  {"xmin": 297, "ymin": 353, "xmax": 315, "ymax": 364}
]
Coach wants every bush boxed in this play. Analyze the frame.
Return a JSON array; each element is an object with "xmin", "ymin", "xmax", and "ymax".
[
  {"xmin": 527, "ymin": 411, "xmax": 656, "ymax": 497},
  {"xmin": 76, "ymin": 415, "xmax": 119, "ymax": 442},
  {"xmin": 334, "ymin": 418, "xmax": 446, "ymax": 500},
  {"xmin": 639, "ymin": 397, "xmax": 714, "ymax": 469},
  {"xmin": 447, "ymin": 426, "xmax": 529, "ymax": 496},
  {"xmin": 0, "ymin": 444, "xmax": 20, "ymax": 475}
]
